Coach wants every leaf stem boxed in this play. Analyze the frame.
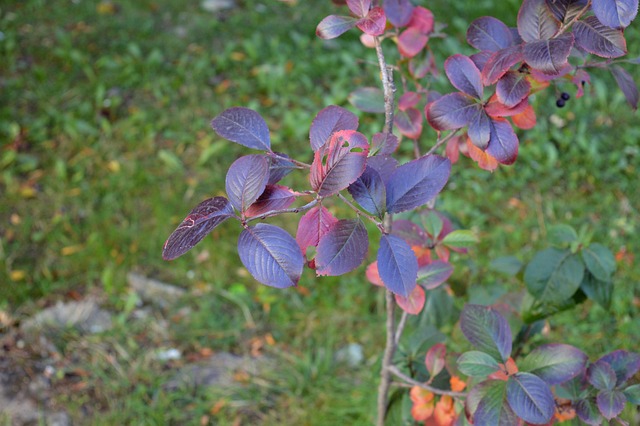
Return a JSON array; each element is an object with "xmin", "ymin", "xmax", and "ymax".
[
  {"xmin": 336, "ymin": 193, "xmax": 383, "ymax": 228},
  {"xmin": 269, "ymin": 151, "xmax": 311, "ymax": 169},
  {"xmin": 245, "ymin": 199, "xmax": 318, "ymax": 223},
  {"xmin": 386, "ymin": 365, "xmax": 467, "ymax": 398},
  {"xmin": 426, "ymin": 129, "xmax": 460, "ymax": 157}
]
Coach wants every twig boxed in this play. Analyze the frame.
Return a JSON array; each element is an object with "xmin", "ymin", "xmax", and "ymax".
[
  {"xmin": 336, "ymin": 193, "xmax": 383, "ymax": 228},
  {"xmin": 374, "ymin": 37, "xmax": 396, "ymax": 135},
  {"xmin": 394, "ymin": 311, "xmax": 408, "ymax": 346},
  {"xmin": 387, "ymin": 365, "xmax": 467, "ymax": 398},
  {"xmin": 377, "ymin": 290, "xmax": 397, "ymax": 426},
  {"xmin": 426, "ymin": 129, "xmax": 460, "ymax": 157}
]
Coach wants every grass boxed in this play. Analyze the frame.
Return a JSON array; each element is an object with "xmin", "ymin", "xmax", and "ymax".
[{"xmin": 1, "ymin": 0, "xmax": 639, "ymax": 424}]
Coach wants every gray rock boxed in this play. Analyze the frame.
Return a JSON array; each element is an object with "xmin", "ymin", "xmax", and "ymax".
[
  {"xmin": 335, "ymin": 343, "xmax": 364, "ymax": 367},
  {"xmin": 200, "ymin": 0, "xmax": 235, "ymax": 13},
  {"xmin": 21, "ymin": 299, "xmax": 112, "ymax": 336},
  {"xmin": 127, "ymin": 273, "xmax": 185, "ymax": 309}
]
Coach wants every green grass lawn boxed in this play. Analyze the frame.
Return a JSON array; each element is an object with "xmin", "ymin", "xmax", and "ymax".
[{"xmin": 1, "ymin": 0, "xmax": 639, "ymax": 424}]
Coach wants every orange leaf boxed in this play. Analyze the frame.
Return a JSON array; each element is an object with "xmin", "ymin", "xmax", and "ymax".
[
  {"xmin": 466, "ymin": 138, "xmax": 499, "ymax": 171},
  {"xmin": 512, "ymin": 104, "xmax": 537, "ymax": 129},
  {"xmin": 366, "ymin": 261, "xmax": 384, "ymax": 286},
  {"xmin": 449, "ymin": 375, "xmax": 467, "ymax": 392}
]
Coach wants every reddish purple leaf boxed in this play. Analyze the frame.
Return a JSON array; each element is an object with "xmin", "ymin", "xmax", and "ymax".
[
  {"xmin": 611, "ymin": 65, "xmax": 639, "ymax": 110},
  {"xmin": 468, "ymin": 107, "xmax": 492, "ymax": 149},
  {"xmin": 309, "ymin": 105, "xmax": 359, "ymax": 152},
  {"xmin": 417, "ymin": 260, "xmax": 453, "ymax": 289},
  {"xmin": 409, "ymin": 49, "xmax": 437, "ymax": 79},
  {"xmin": 425, "ymin": 343, "xmax": 447, "ymax": 377},
  {"xmin": 267, "ymin": 154, "xmax": 296, "ymax": 185},
  {"xmin": 486, "ymin": 118, "xmax": 519, "ymax": 165},
  {"xmin": 316, "ymin": 15, "xmax": 359, "ymax": 39},
  {"xmin": 425, "ymin": 92, "xmax": 479, "ymax": 131},
  {"xmin": 316, "ymin": 219, "xmax": 368, "ymax": 276},
  {"xmin": 517, "ymin": 0, "xmax": 561, "ymax": 42},
  {"xmin": 347, "ymin": 0, "xmax": 371, "ymax": 17},
  {"xmin": 398, "ymin": 91, "xmax": 421, "ymax": 110},
  {"xmin": 357, "ymin": 6, "xmax": 386, "ymax": 36},
  {"xmin": 482, "ymin": 45, "xmax": 524, "ymax": 85},
  {"xmin": 398, "ymin": 27, "xmax": 429, "ymax": 58},
  {"xmin": 407, "ymin": 6, "xmax": 434, "ymax": 34},
  {"xmin": 370, "ymin": 132, "xmax": 399, "ymax": 155},
  {"xmin": 225, "ymin": 155, "xmax": 270, "ymax": 212},
  {"xmin": 296, "ymin": 205, "xmax": 338, "ymax": 255},
  {"xmin": 576, "ymin": 399, "xmax": 604, "ymax": 425},
  {"xmin": 211, "ymin": 107, "xmax": 271, "ymax": 151},
  {"xmin": 445, "ymin": 54, "xmax": 484, "ymax": 99},
  {"xmin": 597, "ymin": 350, "xmax": 640, "ymax": 386},
  {"xmin": 467, "ymin": 16, "xmax": 514, "ymax": 52},
  {"xmin": 592, "ymin": 0, "xmax": 638, "ymax": 29},
  {"xmin": 382, "ymin": 0, "xmax": 414, "ymax": 27},
  {"xmin": 523, "ymin": 33, "xmax": 574, "ymax": 74},
  {"xmin": 163, "ymin": 197, "xmax": 235, "ymax": 260},
  {"xmin": 460, "ymin": 304, "xmax": 512, "ymax": 362},
  {"xmin": 392, "ymin": 219, "xmax": 427, "ymax": 247},
  {"xmin": 485, "ymin": 95, "xmax": 530, "ymax": 118},
  {"xmin": 545, "ymin": 0, "xmax": 589, "ymax": 23},
  {"xmin": 347, "ymin": 166, "xmax": 386, "ymax": 217},
  {"xmin": 496, "ymin": 71, "xmax": 531, "ymax": 108},
  {"xmin": 310, "ymin": 130, "xmax": 369, "ymax": 197},
  {"xmin": 386, "ymin": 155, "xmax": 451, "ymax": 214},
  {"xmin": 587, "ymin": 360, "xmax": 617, "ymax": 390},
  {"xmin": 506, "ymin": 372, "xmax": 555, "ymax": 424},
  {"xmin": 238, "ymin": 223, "xmax": 304, "ymax": 288},
  {"xmin": 245, "ymin": 185, "xmax": 295, "ymax": 217},
  {"xmin": 573, "ymin": 16, "xmax": 627, "ymax": 58},
  {"xmin": 395, "ymin": 107, "xmax": 423, "ymax": 139},
  {"xmin": 597, "ymin": 390, "xmax": 626, "ymax": 420},
  {"xmin": 470, "ymin": 51, "xmax": 493, "ymax": 71},
  {"xmin": 395, "ymin": 285, "xmax": 425, "ymax": 315},
  {"xmin": 377, "ymin": 234, "xmax": 418, "ymax": 297}
]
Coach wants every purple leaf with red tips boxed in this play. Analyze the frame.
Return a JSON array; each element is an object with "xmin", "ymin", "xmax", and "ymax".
[
  {"xmin": 211, "ymin": 107, "xmax": 271, "ymax": 151},
  {"xmin": 445, "ymin": 54, "xmax": 484, "ymax": 99},
  {"xmin": 496, "ymin": 71, "xmax": 531, "ymax": 108},
  {"xmin": 468, "ymin": 108, "xmax": 491, "ymax": 149},
  {"xmin": 377, "ymin": 234, "xmax": 418, "ymax": 297},
  {"xmin": 316, "ymin": 219, "xmax": 368, "ymax": 276},
  {"xmin": 506, "ymin": 372, "xmax": 555, "ymax": 424},
  {"xmin": 418, "ymin": 260, "xmax": 454, "ymax": 289},
  {"xmin": 545, "ymin": 0, "xmax": 589, "ymax": 23},
  {"xmin": 425, "ymin": 92, "xmax": 479, "ymax": 131},
  {"xmin": 347, "ymin": 166, "xmax": 386, "ymax": 218},
  {"xmin": 398, "ymin": 27, "xmax": 429, "ymax": 58},
  {"xmin": 347, "ymin": 0, "xmax": 371, "ymax": 17},
  {"xmin": 296, "ymin": 205, "xmax": 338, "ymax": 255},
  {"xmin": 517, "ymin": 0, "xmax": 561, "ymax": 42},
  {"xmin": 386, "ymin": 155, "xmax": 451, "ymax": 214},
  {"xmin": 611, "ymin": 66, "xmax": 639, "ymax": 110},
  {"xmin": 357, "ymin": 7, "xmax": 386, "ymax": 36},
  {"xmin": 316, "ymin": 15, "xmax": 359, "ymax": 39},
  {"xmin": 407, "ymin": 6, "xmax": 434, "ymax": 34},
  {"xmin": 238, "ymin": 223, "xmax": 304, "ymax": 288},
  {"xmin": 395, "ymin": 285, "xmax": 425, "ymax": 314},
  {"xmin": 597, "ymin": 390, "xmax": 626, "ymax": 420},
  {"xmin": 225, "ymin": 154, "xmax": 270, "ymax": 212},
  {"xmin": 482, "ymin": 45, "xmax": 524, "ymax": 85},
  {"xmin": 467, "ymin": 16, "xmax": 514, "ymax": 52},
  {"xmin": 395, "ymin": 107, "xmax": 423, "ymax": 139},
  {"xmin": 573, "ymin": 16, "xmax": 627, "ymax": 58},
  {"xmin": 309, "ymin": 105, "xmax": 359, "ymax": 152},
  {"xmin": 523, "ymin": 33, "xmax": 574, "ymax": 74},
  {"xmin": 245, "ymin": 185, "xmax": 295, "ymax": 217},
  {"xmin": 163, "ymin": 197, "xmax": 235, "ymax": 261},
  {"xmin": 370, "ymin": 132, "xmax": 399, "ymax": 155},
  {"xmin": 383, "ymin": 0, "xmax": 414, "ymax": 27},
  {"xmin": 592, "ymin": 0, "xmax": 638, "ymax": 29},
  {"xmin": 486, "ymin": 118, "xmax": 519, "ymax": 165},
  {"xmin": 460, "ymin": 304, "xmax": 512, "ymax": 362},
  {"xmin": 310, "ymin": 130, "xmax": 369, "ymax": 197}
]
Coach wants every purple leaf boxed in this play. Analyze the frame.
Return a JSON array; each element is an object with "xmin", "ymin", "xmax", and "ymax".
[
  {"xmin": 163, "ymin": 197, "xmax": 235, "ymax": 260},
  {"xmin": 474, "ymin": 380, "xmax": 519, "ymax": 426},
  {"xmin": 211, "ymin": 107, "xmax": 271, "ymax": 151},
  {"xmin": 391, "ymin": 219, "xmax": 428, "ymax": 247},
  {"xmin": 588, "ymin": 360, "xmax": 618, "ymax": 391},
  {"xmin": 517, "ymin": 0, "xmax": 561, "ymax": 42},
  {"xmin": 238, "ymin": 223, "xmax": 304, "ymax": 288},
  {"xmin": 296, "ymin": 205, "xmax": 338, "ymax": 255},
  {"xmin": 506, "ymin": 372, "xmax": 555, "ymax": 424},
  {"xmin": 357, "ymin": 6, "xmax": 386, "ymax": 36},
  {"xmin": 267, "ymin": 154, "xmax": 296, "ymax": 185},
  {"xmin": 370, "ymin": 132, "xmax": 399, "ymax": 155},
  {"xmin": 573, "ymin": 16, "xmax": 627, "ymax": 58},
  {"xmin": 467, "ymin": 16, "xmax": 514, "ymax": 52},
  {"xmin": 347, "ymin": 166, "xmax": 386, "ymax": 217},
  {"xmin": 470, "ymin": 51, "xmax": 494, "ymax": 71},
  {"xmin": 425, "ymin": 92, "xmax": 479, "ymax": 131},
  {"xmin": 309, "ymin": 105, "xmax": 359, "ymax": 152},
  {"xmin": 460, "ymin": 304, "xmax": 512, "ymax": 362},
  {"xmin": 597, "ymin": 350, "xmax": 640, "ymax": 386},
  {"xmin": 316, "ymin": 219, "xmax": 368, "ymax": 276},
  {"xmin": 245, "ymin": 185, "xmax": 295, "ymax": 217},
  {"xmin": 383, "ymin": 0, "xmax": 414, "ymax": 27},
  {"xmin": 347, "ymin": 0, "xmax": 371, "ymax": 17},
  {"xmin": 468, "ymin": 108, "xmax": 491, "ymax": 149},
  {"xmin": 592, "ymin": 0, "xmax": 639, "ymax": 29},
  {"xmin": 225, "ymin": 154, "xmax": 270, "ymax": 212},
  {"xmin": 417, "ymin": 260, "xmax": 453, "ymax": 289},
  {"xmin": 576, "ymin": 399, "xmax": 604, "ymax": 425},
  {"xmin": 486, "ymin": 118, "xmax": 519, "ymax": 165},
  {"xmin": 496, "ymin": 71, "xmax": 531, "ymax": 108},
  {"xmin": 316, "ymin": 15, "xmax": 359, "ymax": 39},
  {"xmin": 377, "ymin": 234, "xmax": 418, "ymax": 297},
  {"xmin": 349, "ymin": 87, "xmax": 385, "ymax": 113},
  {"xmin": 520, "ymin": 344, "xmax": 588, "ymax": 385},
  {"xmin": 444, "ymin": 54, "xmax": 484, "ymax": 99},
  {"xmin": 545, "ymin": 0, "xmax": 589, "ymax": 23},
  {"xmin": 482, "ymin": 45, "xmax": 525, "ymax": 85},
  {"xmin": 366, "ymin": 154, "xmax": 398, "ymax": 183},
  {"xmin": 310, "ymin": 130, "xmax": 369, "ymax": 197},
  {"xmin": 597, "ymin": 390, "xmax": 626, "ymax": 420},
  {"xmin": 398, "ymin": 27, "xmax": 429, "ymax": 58},
  {"xmin": 385, "ymin": 155, "xmax": 451, "ymax": 214},
  {"xmin": 611, "ymin": 65, "xmax": 639, "ymax": 110},
  {"xmin": 394, "ymin": 107, "xmax": 423, "ymax": 139},
  {"xmin": 523, "ymin": 33, "xmax": 575, "ymax": 74}
]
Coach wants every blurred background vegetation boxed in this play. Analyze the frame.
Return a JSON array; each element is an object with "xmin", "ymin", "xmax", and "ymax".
[{"xmin": 1, "ymin": 0, "xmax": 638, "ymax": 424}]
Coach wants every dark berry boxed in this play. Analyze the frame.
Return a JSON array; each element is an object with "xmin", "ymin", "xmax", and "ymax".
[
  {"xmin": 556, "ymin": 98, "xmax": 566, "ymax": 108},
  {"xmin": 561, "ymin": 92, "xmax": 571, "ymax": 101}
]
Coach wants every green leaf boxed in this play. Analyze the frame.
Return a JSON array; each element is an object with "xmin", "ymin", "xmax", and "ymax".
[
  {"xmin": 489, "ymin": 256, "xmax": 523, "ymax": 276},
  {"xmin": 581, "ymin": 243, "xmax": 616, "ymax": 281},
  {"xmin": 473, "ymin": 380, "xmax": 518, "ymax": 425},
  {"xmin": 457, "ymin": 351, "xmax": 501, "ymax": 377},
  {"xmin": 442, "ymin": 229, "xmax": 478, "ymax": 249},
  {"xmin": 623, "ymin": 384, "xmax": 640, "ymax": 404},
  {"xmin": 422, "ymin": 210, "xmax": 443, "ymax": 239},
  {"xmin": 348, "ymin": 87, "xmax": 385, "ymax": 113},
  {"xmin": 524, "ymin": 248, "xmax": 585, "ymax": 303},
  {"xmin": 519, "ymin": 344, "xmax": 588, "ymax": 385},
  {"xmin": 547, "ymin": 224, "xmax": 578, "ymax": 247},
  {"xmin": 580, "ymin": 271, "xmax": 613, "ymax": 310}
]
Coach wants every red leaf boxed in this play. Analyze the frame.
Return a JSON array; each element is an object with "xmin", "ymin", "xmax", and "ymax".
[
  {"xmin": 395, "ymin": 285, "xmax": 425, "ymax": 314},
  {"xmin": 398, "ymin": 27, "xmax": 429, "ymax": 58},
  {"xmin": 482, "ymin": 45, "xmax": 524, "ymax": 85},
  {"xmin": 407, "ymin": 6, "xmax": 434, "ymax": 34},
  {"xmin": 245, "ymin": 185, "xmax": 296, "ymax": 217},
  {"xmin": 366, "ymin": 261, "xmax": 385, "ymax": 286},
  {"xmin": 395, "ymin": 107, "xmax": 423, "ymax": 139},
  {"xmin": 512, "ymin": 104, "xmax": 537, "ymax": 129},
  {"xmin": 296, "ymin": 205, "xmax": 339, "ymax": 255},
  {"xmin": 485, "ymin": 94, "xmax": 530, "ymax": 118},
  {"xmin": 398, "ymin": 91, "xmax": 422, "ymax": 111},
  {"xmin": 425, "ymin": 343, "xmax": 447, "ymax": 377},
  {"xmin": 357, "ymin": 7, "xmax": 386, "ymax": 36},
  {"xmin": 466, "ymin": 137, "xmax": 499, "ymax": 171}
]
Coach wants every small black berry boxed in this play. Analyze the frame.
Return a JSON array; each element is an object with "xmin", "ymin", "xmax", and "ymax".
[
  {"xmin": 556, "ymin": 99, "xmax": 566, "ymax": 108},
  {"xmin": 561, "ymin": 92, "xmax": 570, "ymax": 101}
]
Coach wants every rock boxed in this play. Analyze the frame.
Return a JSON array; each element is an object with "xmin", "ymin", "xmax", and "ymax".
[
  {"xmin": 200, "ymin": 0, "xmax": 235, "ymax": 13},
  {"xmin": 335, "ymin": 343, "xmax": 364, "ymax": 367},
  {"xmin": 128, "ymin": 272, "xmax": 185, "ymax": 309},
  {"xmin": 21, "ymin": 299, "xmax": 113, "ymax": 336},
  {"xmin": 154, "ymin": 348, "xmax": 182, "ymax": 361}
]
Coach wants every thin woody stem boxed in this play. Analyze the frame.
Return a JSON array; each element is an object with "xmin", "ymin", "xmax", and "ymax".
[
  {"xmin": 387, "ymin": 365, "xmax": 467, "ymax": 398},
  {"xmin": 336, "ymin": 193, "xmax": 383, "ymax": 228},
  {"xmin": 245, "ymin": 199, "xmax": 318, "ymax": 223},
  {"xmin": 375, "ymin": 36, "xmax": 396, "ymax": 135},
  {"xmin": 426, "ymin": 129, "xmax": 460, "ymax": 157}
]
